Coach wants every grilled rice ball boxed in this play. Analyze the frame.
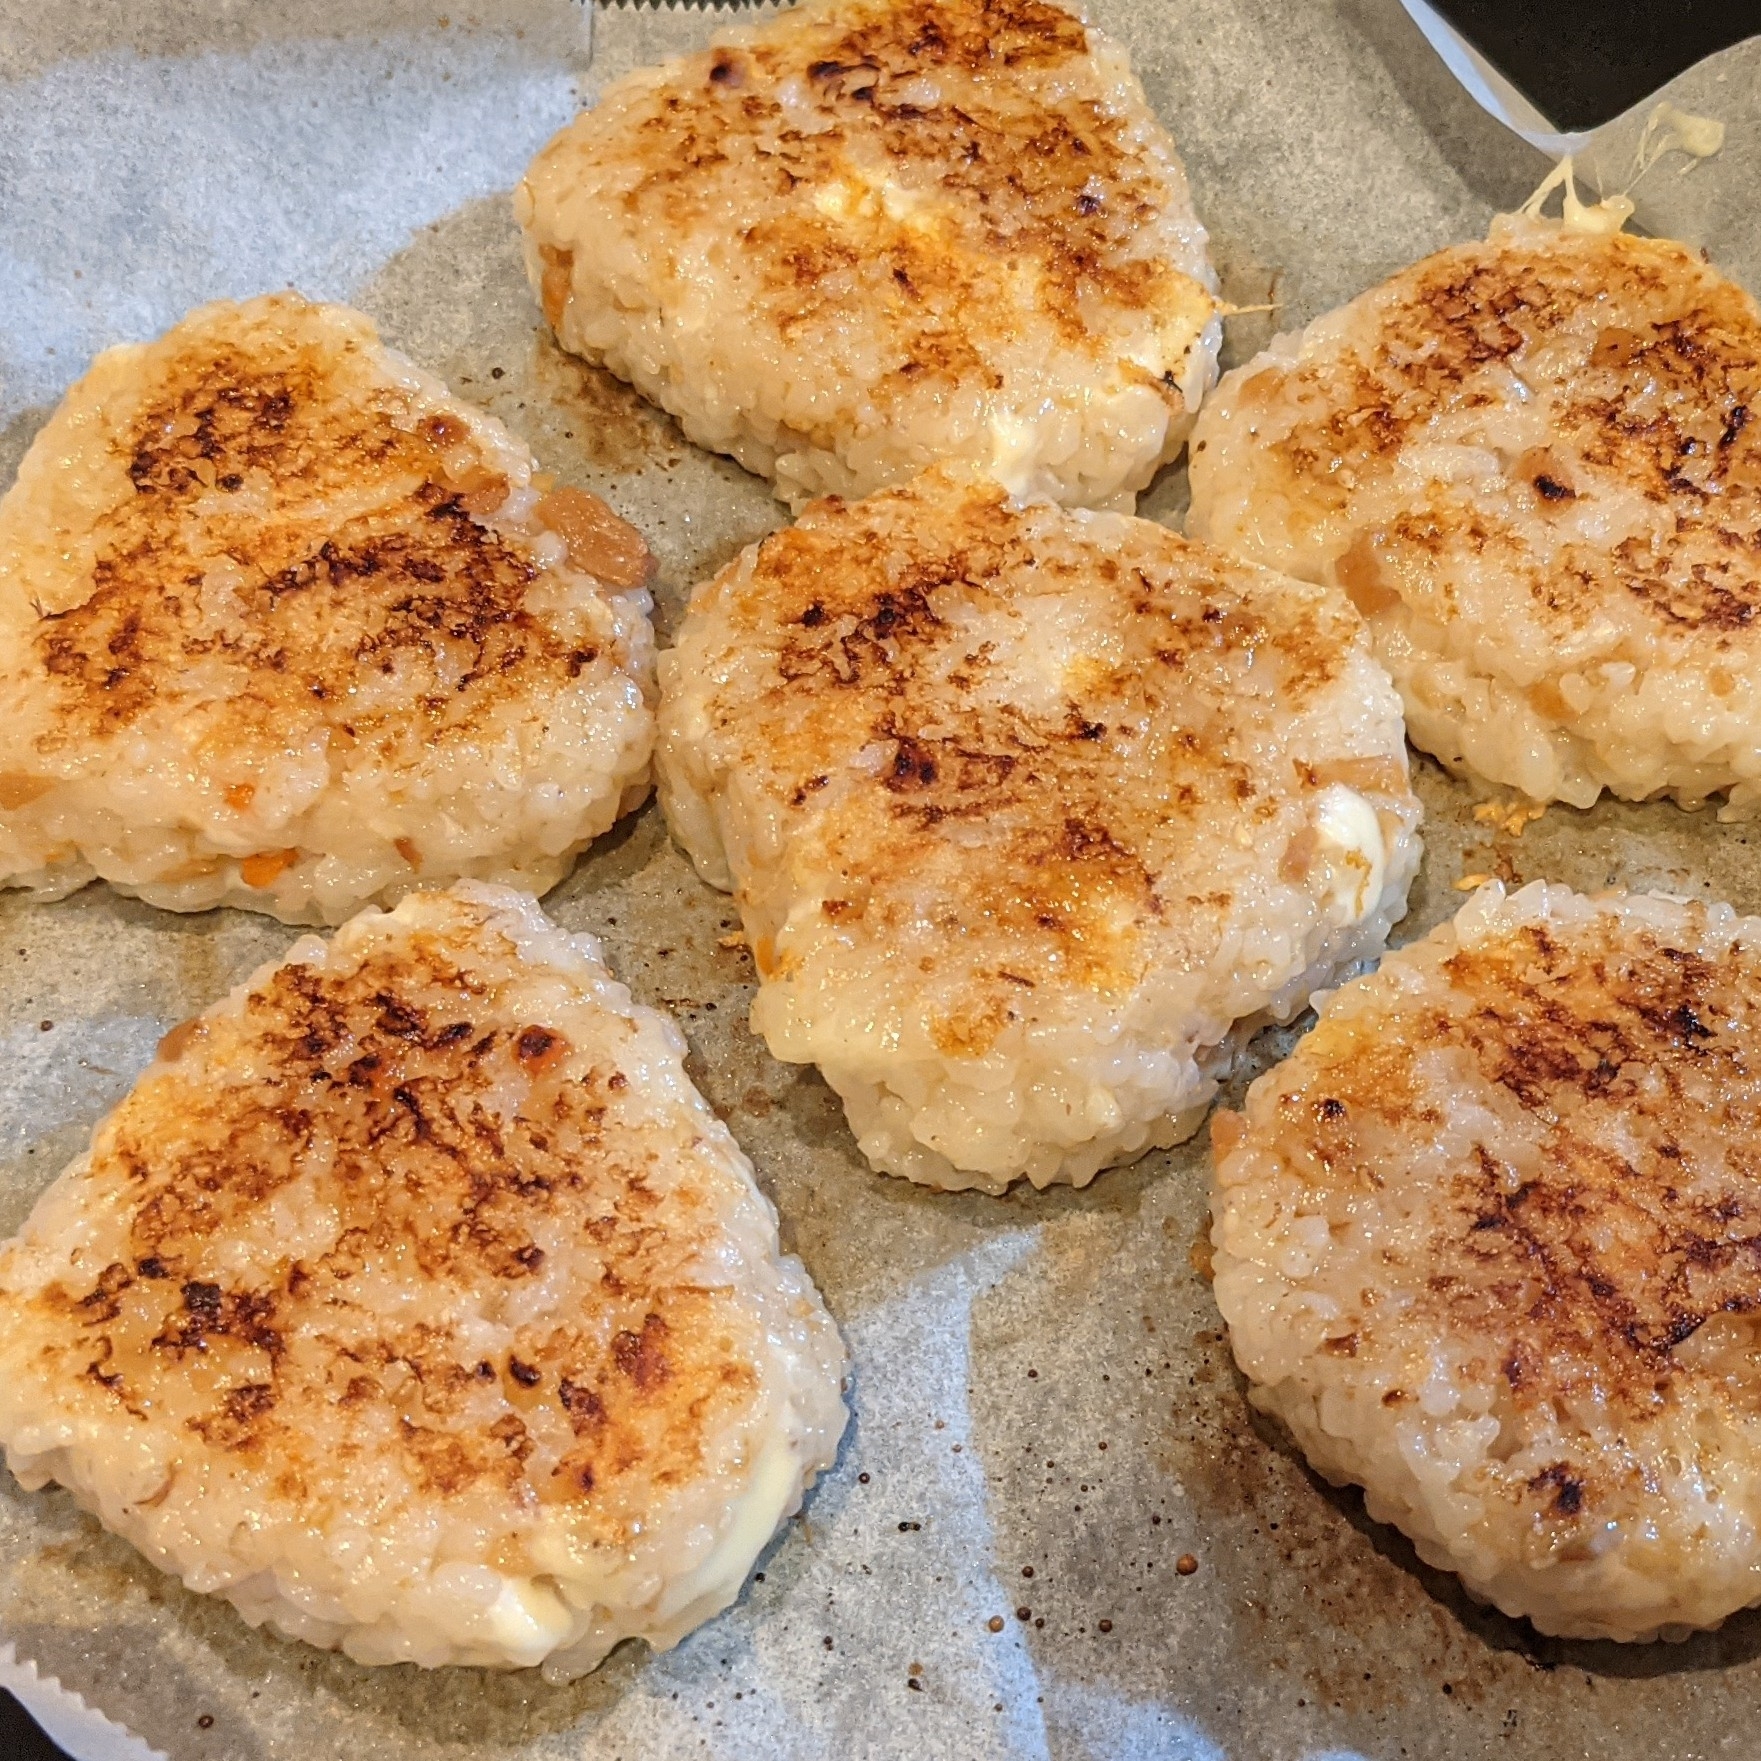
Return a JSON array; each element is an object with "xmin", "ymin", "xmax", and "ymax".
[
  {"xmin": 0, "ymin": 883, "xmax": 847, "ymax": 1677},
  {"xmin": 1212, "ymin": 880, "xmax": 1761, "ymax": 1641},
  {"xmin": 517, "ymin": 0, "xmax": 1219, "ymax": 513},
  {"xmin": 1188, "ymin": 216, "xmax": 1761, "ymax": 814},
  {"xmin": 0, "ymin": 294, "xmax": 656, "ymax": 924},
  {"xmin": 658, "ymin": 468, "xmax": 1422, "ymax": 1193}
]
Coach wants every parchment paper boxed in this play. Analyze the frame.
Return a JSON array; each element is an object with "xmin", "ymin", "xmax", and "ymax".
[{"xmin": 1, "ymin": 2, "xmax": 1758, "ymax": 1757}]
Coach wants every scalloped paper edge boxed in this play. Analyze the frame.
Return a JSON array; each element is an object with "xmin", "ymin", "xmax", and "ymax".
[{"xmin": 0, "ymin": 1645, "xmax": 169, "ymax": 1761}]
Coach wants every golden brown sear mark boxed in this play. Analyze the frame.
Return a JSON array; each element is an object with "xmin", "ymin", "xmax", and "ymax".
[
  {"xmin": 34, "ymin": 330, "xmax": 595, "ymax": 749},
  {"xmin": 622, "ymin": 0, "xmax": 1199, "ymax": 372},
  {"xmin": 717, "ymin": 476, "xmax": 1350, "ymax": 1015},
  {"xmin": 33, "ymin": 932, "xmax": 752, "ymax": 1514},
  {"xmin": 1275, "ymin": 231, "xmax": 1761, "ymax": 636},
  {"xmin": 1304, "ymin": 915, "xmax": 1761, "ymax": 1414}
]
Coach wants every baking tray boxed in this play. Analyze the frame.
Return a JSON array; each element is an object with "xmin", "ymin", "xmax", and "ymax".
[{"xmin": 2, "ymin": 1, "xmax": 1760, "ymax": 1756}]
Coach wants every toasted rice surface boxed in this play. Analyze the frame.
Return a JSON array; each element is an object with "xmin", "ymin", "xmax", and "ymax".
[
  {"xmin": 0, "ymin": 294, "xmax": 656, "ymax": 923},
  {"xmin": 0, "ymin": 884, "xmax": 847, "ymax": 1676},
  {"xmin": 1188, "ymin": 217, "xmax": 1761, "ymax": 813},
  {"xmin": 658, "ymin": 468, "xmax": 1420, "ymax": 1191},
  {"xmin": 1213, "ymin": 880, "xmax": 1761, "ymax": 1640},
  {"xmin": 517, "ymin": 0, "xmax": 1219, "ymax": 512}
]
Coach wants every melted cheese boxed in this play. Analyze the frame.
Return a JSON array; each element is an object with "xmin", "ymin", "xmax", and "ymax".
[
  {"xmin": 986, "ymin": 410, "xmax": 1044, "ymax": 493},
  {"xmin": 1312, "ymin": 784, "xmax": 1387, "ymax": 924},
  {"xmin": 1519, "ymin": 157, "xmax": 1634, "ymax": 237},
  {"xmin": 485, "ymin": 1573, "xmax": 575, "ymax": 1667},
  {"xmin": 1637, "ymin": 103, "xmax": 1725, "ymax": 173}
]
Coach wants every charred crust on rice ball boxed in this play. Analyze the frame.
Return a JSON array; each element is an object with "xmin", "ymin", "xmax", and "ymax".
[{"xmin": 35, "ymin": 337, "xmax": 593, "ymax": 749}]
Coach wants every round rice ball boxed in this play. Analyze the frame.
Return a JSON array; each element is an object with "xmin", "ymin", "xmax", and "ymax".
[
  {"xmin": 659, "ymin": 466, "xmax": 1422, "ymax": 1193},
  {"xmin": 1188, "ymin": 216, "xmax": 1761, "ymax": 815},
  {"xmin": 1212, "ymin": 879, "xmax": 1761, "ymax": 1640}
]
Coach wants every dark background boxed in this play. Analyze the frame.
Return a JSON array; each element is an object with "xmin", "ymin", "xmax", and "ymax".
[
  {"xmin": 4, "ymin": 1690, "xmax": 73, "ymax": 1761},
  {"xmin": 1430, "ymin": 0, "xmax": 1758, "ymax": 130},
  {"xmin": 3, "ymin": 1, "xmax": 1759, "ymax": 1757}
]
